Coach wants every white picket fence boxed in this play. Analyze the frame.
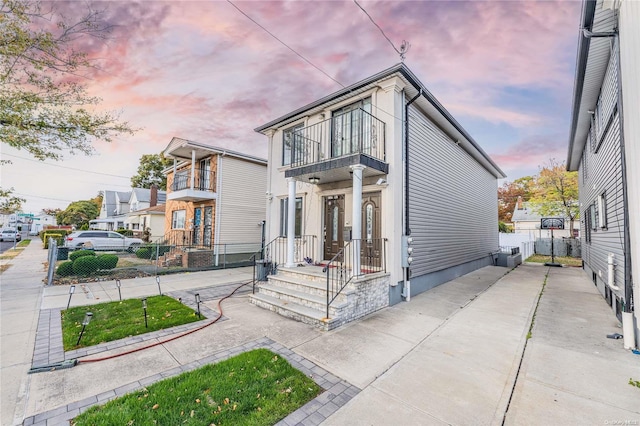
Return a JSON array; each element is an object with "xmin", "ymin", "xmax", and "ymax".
[{"xmin": 499, "ymin": 233, "xmax": 535, "ymax": 261}]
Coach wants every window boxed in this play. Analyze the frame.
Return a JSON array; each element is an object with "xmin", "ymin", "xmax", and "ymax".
[
  {"xmin": 280, "ymin": 197, "xmax": 302, "ymax": 237},
  {"xmin": 172, "ymin": 210, "xmax": 186, "ymax": 229},
  {"xmin": 283, "ymin": 124, "xmax": 304, "ymax": 166},
  {"xmin": 598, "ymin": 192, "xmax": 607, "ymax": 229},
  {"xmin": 584, "ymin": 211, "xmax": 591, "ymax": 244},
  {"xmin": 108, "ymin": 232, "xmax": 124, "ymax": 239},
  {"xmin": 589, "ymin": 203, "xmax": 597, "ymax": 232}
]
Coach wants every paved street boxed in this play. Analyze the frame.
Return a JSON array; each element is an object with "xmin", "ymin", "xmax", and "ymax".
[{"xmin": 1, "ymin": 240, "xmax": 639, "ymax": 426}]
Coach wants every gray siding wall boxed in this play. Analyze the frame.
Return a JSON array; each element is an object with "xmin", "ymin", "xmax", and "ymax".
[
  {"xmin": 218, "ymin": 157, "xmax": 267, "ymax": 248},
  {"xmin": 578, "ymin": 40, "xmax": 626, "ymax": 308},
  {"xmin": 407, "ymin": 103, "xmax": 499, "ymax": 278}
]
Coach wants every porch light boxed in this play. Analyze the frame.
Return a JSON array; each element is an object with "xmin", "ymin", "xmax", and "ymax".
[{"xmin": 309, "ymin": 177, "xmax": 320, "ymax": 185}]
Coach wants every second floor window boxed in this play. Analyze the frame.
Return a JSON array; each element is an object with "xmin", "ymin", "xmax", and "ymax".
[{"xmin": 283, "ymin": 124, "xmax": 304, "ymax": 166}]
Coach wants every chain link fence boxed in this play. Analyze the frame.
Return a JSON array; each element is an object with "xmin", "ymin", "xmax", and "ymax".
[{"xmin": 48, "ymin": 241, "xmax": 261, "ymax": 285}]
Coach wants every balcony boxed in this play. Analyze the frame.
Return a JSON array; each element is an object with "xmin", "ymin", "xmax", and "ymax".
[
  {"xmin": 285, "ymin": 109, "xmax": 388, "ymax": 183},
  {"xmin": 168, "ymin": 167, "xmax": 217, "ymax": 202}
]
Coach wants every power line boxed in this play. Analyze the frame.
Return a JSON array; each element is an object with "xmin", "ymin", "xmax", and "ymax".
[
  {"xmin": 2, "ymin": 153, "xmax": 131, "ymax": 179},
  {"xmin": 226, "ymin": 0, "xmax": 345, "ymax": 89},
  {"xmin": 14, "ymin": 192, "xmax": 75, "ymax": 203},
  {"xmin": 353, "ymin": 0, "xmax": 410, "ymax": 61},
  {"xmin": 225, "ymin": 0, "xmax": 405, "ymax": 124}
]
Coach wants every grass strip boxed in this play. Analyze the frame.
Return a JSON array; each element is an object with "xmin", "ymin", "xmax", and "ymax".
[
  {"xmin": 525, "ymin": 254, "xmax": 582, "ymax": 267},
  {"xmin": 62, "ymin": 295, "xmax": 203, "ymax": 351},
  {"xmin": 17, "ymin": 239, "xmax": 31, "ymax": 247},
  {"xmin": 72, "ymin": 348, "xmax": 322, "ymax": 426}
]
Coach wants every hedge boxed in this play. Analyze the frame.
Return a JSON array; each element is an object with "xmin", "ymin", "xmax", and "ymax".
[
  {"xmin": 56, "ymin": 261, "xmax": 74, "ymax": 277},
  {"xmin": 96, "ymin": 254, "xmax": 118, "ymax": 270},
  {"xmin": 40, "ymin": 230, "xmax": 68, "ymax": 242},
  {"xmin": 69, "ymin": 250, "xmax": 96, "ymax": 262},
  {"xmin": 43, "ymin": 233, "xmax": 65, "ymax": 249},
  {"xmin": 72, "ymin": 256, "xmax": 99, "ymax": 276},
  {"xmin": 135, "ymin": 247, "xmax": 151, "ymax": 259}
]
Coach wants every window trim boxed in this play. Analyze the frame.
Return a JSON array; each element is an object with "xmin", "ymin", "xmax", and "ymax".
[
  {"xmin": 282, "ymin": 123, "xmax": 304, "ymax": 166},
  {"xmin": 598, "ymin": 192, "xmax": 607, "ymax": 229},
  {"xmin": 171, "ymin": 209, "xmax": 186, "ymax": 229},
  {"xmin": 279, "ymin": 197, "xmax": 303, "ymax": 237}
]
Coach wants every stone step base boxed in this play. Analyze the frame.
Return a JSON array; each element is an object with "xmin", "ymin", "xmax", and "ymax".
[{"xmin": 250, "ymin": 293, "xmax": 341, "ymax": 331}]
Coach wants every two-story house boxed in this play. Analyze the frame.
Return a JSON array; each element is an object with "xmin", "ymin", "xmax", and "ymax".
[
  {"xmin": 251, "ymin": 63, "xmax": 505, "ymax": 330},
  {"xmin": 161, "ymin": 137, "xmax": 267, "ymax": 267},
  {"xmin": 91, "ymin": 187, "xmax": 166, "ymax": 233},
  {"xmin": 566, "ymin": 0, "xmax": 639, "ymax": 349}
]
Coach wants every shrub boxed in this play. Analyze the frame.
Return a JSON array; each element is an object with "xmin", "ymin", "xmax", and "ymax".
[
  {"xmin": 43, "ymin": 233, "xmax": 65, "ymax": 249},
  {"xmin": 116, "ymin": 228, "xmax": 134, "ymax": 237},
  {"xmin": 56, "ymin": 261, "xmax": 74, "ymax": 277},
  {"xmin": 69, "ymin": 250, "xmax": 96, "ymax": 262},
  {"xmin": 135, "ymin": 247, "xmax": 151, "ymax": 259},
  {"xmin": 96, "ymin": 254, "xmax": 118, "ymax": 270},
  {"xmin": 73, "ymin": 256, "xmax": 99, "ymax": 276},
  {"xmin": 40, "ymin": 230, "xmax": 68, "ymax": 242}
]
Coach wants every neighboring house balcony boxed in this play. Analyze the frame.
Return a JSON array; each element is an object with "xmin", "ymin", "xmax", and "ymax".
[
  {"xmin": 168, "ymin": 167, "xmax": 217, "ymax": 202},
  {"xmin": 285, "ymin": 108, "xmax": 388, "ymax": 184}
]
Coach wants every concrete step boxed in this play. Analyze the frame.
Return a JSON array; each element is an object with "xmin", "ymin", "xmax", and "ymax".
[
  {"xmin": 276, "ymin": 266, "xmax": 328, "ymax": 283},
  {"xmin": 257, "ymin": 283, "xmax": 346, "ymax": 315},
  {"xmin": 249, "ymin": 292, "xmax": 340, "ymax": 331}
]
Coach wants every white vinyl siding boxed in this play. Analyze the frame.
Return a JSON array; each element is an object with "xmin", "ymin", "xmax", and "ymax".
[
  {"xmin": 217, "ymin": 156, "xmax": 267, "ymax": 247},
  {"xmin": 407, "ymin": 103, "xmax": 498, "ymax": 277},
  {"xmin": 578, "ymin": 41, "xmax": 625, "ymax": 297}
]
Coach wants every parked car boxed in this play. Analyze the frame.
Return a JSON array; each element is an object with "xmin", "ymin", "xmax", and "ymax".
[
  {"xmin": 65, "ymin": 231, "xmax": 143, "ymax": 251},
  {"xmin": 0, "ymin": 229, "xmax": 21, "ymax": 242}
]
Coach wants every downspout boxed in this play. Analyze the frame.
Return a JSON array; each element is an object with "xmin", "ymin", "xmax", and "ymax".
[
  {"xmin": 403, "ymin": 88, "xmax": 422, "ymax": 301},
  {"xmin": 213, "ymin": 153, "xmax": 224, "ymax": 267},
  {"xmin": 614, "ymin": 33, "xmax": 636, "ymax": 349}
]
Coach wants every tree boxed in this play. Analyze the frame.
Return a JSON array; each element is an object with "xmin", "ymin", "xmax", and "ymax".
[
  {"xmin": 498, "ymin": 176, "xmax": 535, "ymax": 222},
  {"xmin": 131, "ymin": 153, "xmax": 172, "ymax": 190},
  {"xmin": 0, "ymin": 187, "xmax": 25, "ymax": 214},
  {"xmin": 42, "ymin": 208, "xmax": 62, "ymax": 216},
  {"xmin": 57, "ymin": 200, "xmax": 99, "ymax": 228},
  {"xmin": 530, "ymin": 159, "xmax": 579, "ymax": 235},
  {"xmin": 0, "ymin": 0, "xmax": 136, "ymax": 161}
]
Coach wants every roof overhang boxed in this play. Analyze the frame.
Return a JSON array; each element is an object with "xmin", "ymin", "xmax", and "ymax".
[
  {"xmin": 255, "ymin": 63, "xmax": 505, "ymax": 179},
  {"xmin": 567, "ymin": 0, "xmax": 618, "ymax": 171},
  {"xmin": 163, "ymin": 137, "xmax": 267, "ymax": 165}
]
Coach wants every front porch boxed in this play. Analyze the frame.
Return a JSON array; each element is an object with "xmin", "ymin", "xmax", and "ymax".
[{"xmin": 249, "ymin": 236, "xmax": 389, "ymax": 330}]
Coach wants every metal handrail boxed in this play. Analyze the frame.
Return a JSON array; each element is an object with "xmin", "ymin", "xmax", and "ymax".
[
  {"xmin": 323, "ymin": 238, "xmax": 387, "ymax": 318},
  {"xmin": 290, "ymin": 108, "xmax": 386, "ymax": 168}
]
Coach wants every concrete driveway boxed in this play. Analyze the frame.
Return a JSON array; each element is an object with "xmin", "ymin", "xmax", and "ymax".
[{"xmin": 2, "ymin": 240, "xmax": 639, "ymax": 426}]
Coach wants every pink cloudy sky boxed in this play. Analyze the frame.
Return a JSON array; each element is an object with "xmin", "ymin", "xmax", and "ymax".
[{"xmin": 2, "ymin": 0, "xmax": 582, "ymax": 213}]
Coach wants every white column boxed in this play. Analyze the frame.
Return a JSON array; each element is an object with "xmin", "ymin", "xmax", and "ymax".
[
  {"xmin": 172, "ymin": 158, "xmax": 177, "ymax": 190},
  {"xmin": 286, "ymin": 178, "xmax": 296, "ymax": 267},
  {"xmin": 351, "ymin": 164, "xmax": 365, "ymax": 275},
  {"xmin": 190, "ymin": 150, "xmax": 196, "ymax": 190}
]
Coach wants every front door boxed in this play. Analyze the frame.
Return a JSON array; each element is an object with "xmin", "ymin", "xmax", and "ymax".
[
  {"xmin": 203, "ymin": 206, "xmax": 213, "ymax": 247},
  {"xmin": 361, "ymin": 192, "xmax": 382, "ymax": 270},
  {"xmin": 324, "ymin": 195, "xmax": 345, "ymax": 260},
  {"xmin": 193, "ymin": 207, "xmax": 201, "ymax": 245}
]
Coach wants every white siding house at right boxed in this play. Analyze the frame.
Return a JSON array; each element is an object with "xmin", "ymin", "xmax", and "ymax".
[{"xmin": 566, "ymin": 0, "xmax": 639, "ymax": 349}]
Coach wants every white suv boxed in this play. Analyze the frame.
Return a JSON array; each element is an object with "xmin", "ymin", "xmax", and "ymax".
[{"xmin": 65, "ymin": 231, "xmax": 143, "ymax": 251}]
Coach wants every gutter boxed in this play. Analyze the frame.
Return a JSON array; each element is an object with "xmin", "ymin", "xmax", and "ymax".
[{"xmin": 566, "ymin": 0, "xmax": 598, "ymax": 170}]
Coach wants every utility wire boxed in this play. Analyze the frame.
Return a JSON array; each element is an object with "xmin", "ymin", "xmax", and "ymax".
[
  {"xmin": 227, "ymin": 0, "xmax": 405, "ymax": 124},
  {"xmin": 226, "ymin": 0, "xmax": 345, "ymax": 89},
  {"xmin": 353, "ymin": 0, "xmax": 400, "ymax": 55},
  {"xmin": 2, "ymin": 153, "xmax": 131, "ymax": 179},
  {"xmin": 353, "ymin": 0, "xmax": 409, "ymax": 61}
]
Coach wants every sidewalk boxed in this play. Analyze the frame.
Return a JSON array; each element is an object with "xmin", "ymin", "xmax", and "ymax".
[
  {"xmin": 3, "ymin": 242, "xmax": 639, "ymax": 425},
  {"xmin": 1, "ymin": 240, "xmax": 49, "ymax": 426}
]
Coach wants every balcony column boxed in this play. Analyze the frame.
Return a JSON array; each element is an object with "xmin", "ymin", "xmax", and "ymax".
[
  {"xmin": 286, "ymin": 178, "xmax": 296, "ymax": 267},
  {"xmin": 190, "ymin": 150, "xmax": 196, "ymax": 190},
  {"xmin": 172, "ymin": 158, "xmax": 177, "ymax": 191},
  {"xmin": 351, "ymin": 164, "xmax": 366, "ymax": 276}
]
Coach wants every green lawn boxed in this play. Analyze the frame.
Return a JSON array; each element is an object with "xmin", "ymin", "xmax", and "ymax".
[
  {"xmin": 72, "ymin": 348, "xmax": 322, "ymax": 426},
  {"xmin": 62, "ymin": 295, "xmax": 204, "ymax": 351},
  {"xmin": 17, "ymin": 239, "xmax": 31, "ymax": 247},
  {"xmin": 525, "ymin": 254, "xmax": 582, "ymax": 267}
]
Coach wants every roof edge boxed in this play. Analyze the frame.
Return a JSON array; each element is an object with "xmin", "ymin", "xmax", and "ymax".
[{"xmin": 566, "ymin": 0, "xmax": 597, "ymax": 171}]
